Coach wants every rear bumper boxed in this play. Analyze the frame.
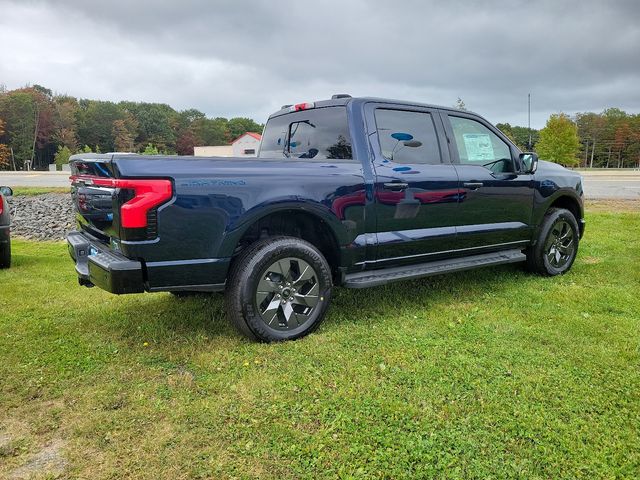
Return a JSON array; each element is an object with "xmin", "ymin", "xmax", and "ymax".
[
  {"xmin": 67, "ymin": 230, "xmax": 228, "ymax": 294},
  {"xmin": 67, "ymin": 231, "xmax": 145, "ymax": 294}
]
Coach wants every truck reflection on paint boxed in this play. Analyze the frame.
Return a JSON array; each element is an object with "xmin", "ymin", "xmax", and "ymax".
[{"xmin": 329, "ymin": 187, "xmax": 465, "ymax": 220}]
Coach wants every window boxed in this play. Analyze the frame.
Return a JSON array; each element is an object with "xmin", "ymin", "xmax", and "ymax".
[
  {"xmin": 374, "ymin": 109, "xmax": 442, "ymax": 164},
  {"xmin": 448, "ymin": 116, "xmax": 513, "ymax": 172},
  {"xmin": 258, "ymin": 107, "xmax": 352, "ymax": 160}
]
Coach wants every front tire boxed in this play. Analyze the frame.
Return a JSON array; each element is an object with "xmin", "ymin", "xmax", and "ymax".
[
  {"xmin": 526, "ymin": 208, "xmax": 579, "ymax": 276},
  {"xmin": 0, "ymin": 240, "xmax": 10, "ymax": 269},
  {"xmin": 225, "ymin": 236, "xmax": 333, "ymax": 342}
]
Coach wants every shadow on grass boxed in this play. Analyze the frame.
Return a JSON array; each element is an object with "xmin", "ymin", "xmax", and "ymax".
[
  {"xmin": 2, "ymin": 251, "xmax": 46, "ymax": 269},
  {"xmin": 89, "ymin": 263, "xmax": 529, "ymax": 344}
]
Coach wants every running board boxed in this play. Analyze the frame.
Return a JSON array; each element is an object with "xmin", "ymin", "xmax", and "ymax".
[{"xmin": 343, "ymin": 249, "xmax": 526, "ymax": 288}]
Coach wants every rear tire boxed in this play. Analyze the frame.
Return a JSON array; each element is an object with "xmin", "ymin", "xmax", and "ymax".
[
  {"xmin": 225, "ymin": 236, "xmax": 333, "ymax": 342},
  {"xmin": 0, "ymin": 240, "xmax": 10, "ymax": 269},
  {"xmin": 526, "ymin": 208, "xmax": 579, "ymax": 276}
]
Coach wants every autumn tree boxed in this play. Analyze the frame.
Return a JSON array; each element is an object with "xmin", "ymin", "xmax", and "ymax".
[
  {"xmin": 112, "ymin": 112, "xmax": 138, "ymax": 152},
  {"xmin": 0, "ymin": 119, "xmax": 11, "ymax": 169},
  {"xmin": 176, "ymin": 128, "xmax": 197, "ymax": 155},
  {"xmin": 576, "ymin": 112, "xmax": 603, "ymax": 167},
  {"xmin": 613, "ymin": 121, "xmax": 632, "ymax": 168},
  {"xmin": 53, "ymin": 96, "xmax": 79, "ymax": 151},
  {"xmin": 536, "ymin": 113, "xmax": 580, "ymax": 167}
]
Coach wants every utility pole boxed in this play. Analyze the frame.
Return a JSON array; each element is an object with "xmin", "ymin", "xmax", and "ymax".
[{"xmin": 527, "ymin": 93, "xmax": 532, "ymax": 150}]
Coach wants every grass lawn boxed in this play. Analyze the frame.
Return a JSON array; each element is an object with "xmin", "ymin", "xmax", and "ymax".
[
  {"xmin": 1, "ymin": 206, "xmax": 639, "ymax": 479},
  {"xmin": 11, "ymin": 187, "xmax": 70, "ymax": 197}
]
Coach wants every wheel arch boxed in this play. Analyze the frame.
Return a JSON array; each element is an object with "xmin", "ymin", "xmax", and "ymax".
[
  {"xmin": 549, "ymin": 194, "xmax": 582, "ymax": 225},
  {"xmin": 224, "ymin": 204, "xmax": 344, "ymax": 280},
  {"xmin": 532, "ymin": 191, "xmax": 585, "ymax": 243}
]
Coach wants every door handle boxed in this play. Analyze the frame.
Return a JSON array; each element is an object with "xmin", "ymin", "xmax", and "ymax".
[
  {"xmin": 463, "ymin": 182, "xmax": 483, "ymax": 190},
  {"xmin": 383, "ymin": 182, "xmax": 409, "ymax": 191}
]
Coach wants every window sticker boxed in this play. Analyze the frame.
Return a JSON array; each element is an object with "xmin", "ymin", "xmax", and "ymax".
[{"xmin": 462, "ymin": 133, "xmax": 493, "ymax": 161}]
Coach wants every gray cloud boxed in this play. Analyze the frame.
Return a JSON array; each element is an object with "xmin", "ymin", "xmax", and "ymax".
[{"xmin": 1, "ymin": 0, "xmax": 638, "ymax": 127}]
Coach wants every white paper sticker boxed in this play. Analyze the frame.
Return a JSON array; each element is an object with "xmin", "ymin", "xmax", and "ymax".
[{"xmin": 462, "ymin": 133, "xmax": 494, "ymax": 162}]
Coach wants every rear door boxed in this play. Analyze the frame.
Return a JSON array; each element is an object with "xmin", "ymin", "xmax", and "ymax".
[
  {"xmin": 440, "ymin": 111, "xmax": 534, "ymax": 250},
  {"xmin": 365, "ymin": 103, "xmax": 461, "ymax": 267}
]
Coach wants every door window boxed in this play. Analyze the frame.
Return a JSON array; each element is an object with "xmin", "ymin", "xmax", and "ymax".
[
  {"xmin": 374, "ymin": 109, "xmax": 442, "ymax": 164},
  {"xmin": 259, "ymin": 107, "xmax": 352, "ymax": 160},
  {"xmin": 449, "ymin": 116, "xmax": 513, "ymax": 172}
]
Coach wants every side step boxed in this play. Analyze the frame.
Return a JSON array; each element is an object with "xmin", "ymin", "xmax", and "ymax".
[{"xmin": 343, "ymin": 249, "xmax": 526, "ymax": 288}]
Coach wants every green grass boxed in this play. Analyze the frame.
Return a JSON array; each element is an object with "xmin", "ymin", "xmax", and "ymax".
[
  {"xmin": 11, "ymin": 186, "xmax": 70, "ymax": 196},
  {"xmin": 1, "ymin": 209, "xmax": 639, "ymax": 479}
]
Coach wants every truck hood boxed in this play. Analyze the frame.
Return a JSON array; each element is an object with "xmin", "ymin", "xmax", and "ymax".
[
  {"xmin": 536, "ymin": 159, "xmax": 581, "ymax": 179},
  {"xmin": 534, "ymin": 159, "xmax": 583, "ymax": 196}
]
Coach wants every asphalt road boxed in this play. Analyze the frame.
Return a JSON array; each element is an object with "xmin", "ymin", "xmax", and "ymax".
[
  {"xmin": 1, "ymin": 170, "xmax": 639, "ymax": 200},
  {"xmin": 581, "ymin": 174, "xmax": 640, "ymax": 199},
  {"xmin": 0, "ymin": 171, "xmax": 70, "ymax": 188}
]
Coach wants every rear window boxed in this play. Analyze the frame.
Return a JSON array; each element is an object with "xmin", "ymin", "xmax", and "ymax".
[{"xmin": 259, "ymin": 107, "xmax": 352, "ymax": 160}]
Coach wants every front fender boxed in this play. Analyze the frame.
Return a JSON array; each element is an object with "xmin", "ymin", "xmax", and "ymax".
[{"xmin": 532, "ymin": 183, "xmax": 584, "ymax": 238}]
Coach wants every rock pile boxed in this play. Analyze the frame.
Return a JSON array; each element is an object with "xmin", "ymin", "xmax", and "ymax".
[{"xmin": 6, "ymin": 194, "xmax": 75, "ymax": 241}]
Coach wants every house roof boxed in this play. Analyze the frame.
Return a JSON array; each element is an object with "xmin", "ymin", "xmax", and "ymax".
[{"xmin": 231, "ymin": 132, "xmax": 262, "ymax": 144}]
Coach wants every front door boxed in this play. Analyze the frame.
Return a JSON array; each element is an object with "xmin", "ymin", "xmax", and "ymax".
[
  {"xmin": 441, "ymin": 112, "xmax": 534, "ymax": 250},
  {"xmin": 366, "ymin": 104, "xmax": 461, "ymax": 267}
]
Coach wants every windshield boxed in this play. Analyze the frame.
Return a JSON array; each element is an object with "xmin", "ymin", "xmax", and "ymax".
[{"xmin": 259, "ymin": 107, "xmax": 352, "ymax": 160}]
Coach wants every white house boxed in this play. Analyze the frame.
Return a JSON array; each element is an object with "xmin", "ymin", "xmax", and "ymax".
[
  {"xmin": 231, "ymin": 132, "xmax": 262, "ymax": 156},
  {"xmin": 194, "ymin": 132, "xmax": 262, "ymax": 157}
]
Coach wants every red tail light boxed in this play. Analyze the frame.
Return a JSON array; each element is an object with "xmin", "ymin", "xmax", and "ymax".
[
  {"xmin": 70, "ymin": 175, "xmax": 173, "ymax": 228},
  {"xmin": 0, "ymin": 196, "xmax": 4, "ymax": 215}
]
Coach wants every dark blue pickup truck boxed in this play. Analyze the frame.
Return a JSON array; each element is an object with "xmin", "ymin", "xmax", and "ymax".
[{"xmin": 68, "ymin": 95, "xmax": 585, "ymax": 342}]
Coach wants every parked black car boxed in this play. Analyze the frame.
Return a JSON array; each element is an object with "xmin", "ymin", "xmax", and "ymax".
[
  {"xmin": 0, "ymin": 186, "xmax": 13, "ymax": 269},
  {"xmin": 67, "ymin": 95, "xmax": 585, "ymax": 342}
]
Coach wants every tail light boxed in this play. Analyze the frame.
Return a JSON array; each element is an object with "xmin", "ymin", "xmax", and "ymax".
[
  {"xmin": 70, "ymin": 175, "xmax": 173, "ymax": 235},
  {"xmin": 0, "ymin": 196, "xmax": 4, "ymax": 215}
]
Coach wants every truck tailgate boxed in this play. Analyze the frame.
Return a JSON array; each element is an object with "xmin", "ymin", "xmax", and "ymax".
[{"xmin": 70, "ymin": 154, "xmax": 119, "ymax": 242}]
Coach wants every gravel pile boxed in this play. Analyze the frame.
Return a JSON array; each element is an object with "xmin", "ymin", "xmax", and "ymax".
[{"xmin": 6, "ymin": 193, "xmax": 75, "ymax": 241}]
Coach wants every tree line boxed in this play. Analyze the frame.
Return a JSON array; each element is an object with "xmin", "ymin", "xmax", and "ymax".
[
  {"xmin": 497, "ymin": 108, "xmax": 640, "ymax": 168},
  {"xmin": 0, "ymin": 84, "xmax": 263, "ymax": 170},
  {"xmin": 1, "ymin": 84, "xmax": 639, "ymax": 170}
]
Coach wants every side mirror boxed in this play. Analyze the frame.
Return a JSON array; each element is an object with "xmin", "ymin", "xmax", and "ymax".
[
  {"xmin": 519, "ymin": 153, "xmax": 538, "ymax": 174},
  {"xmin": 0, "ymin": 186, "xmax": 13, "ymax": 197}
]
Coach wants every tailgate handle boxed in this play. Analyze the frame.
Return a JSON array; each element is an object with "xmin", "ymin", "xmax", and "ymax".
[
  {"xmin": 383, "ymin": 182, "xmax": 409, "ymax": 191},
  {"xmin": 463, "ymin": 182, "xmax": 483, "ymax": 190}
]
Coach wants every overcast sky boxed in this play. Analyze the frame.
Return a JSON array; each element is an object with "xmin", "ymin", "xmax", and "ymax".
[{"xmin": 1, "ymin": 0, "xmax": 638, "ymax": 128}]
